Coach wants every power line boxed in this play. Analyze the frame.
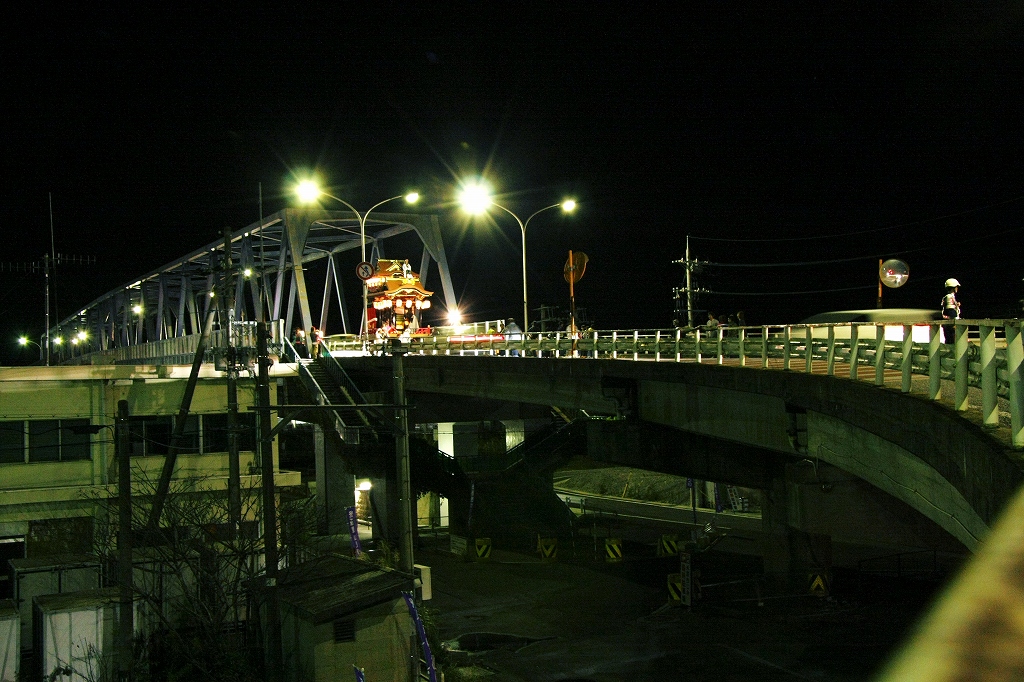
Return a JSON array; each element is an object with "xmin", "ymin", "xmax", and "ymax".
[
  {"xmin": 689, "ymin": 195, "xmax": 1024, "ymax": 243},
  {"xmin": 700, "ymin": 226, "xmax": 1024, "ymax": 268},
  {"xmin": 705, "ymin": 284, "xmax": 879, "ymax": 296}
]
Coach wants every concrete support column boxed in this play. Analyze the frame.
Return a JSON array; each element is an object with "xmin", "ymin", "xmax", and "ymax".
[
  {"xmin": 901, "ymin": 325, "xmax": 913, "ymax": 393},
  {"xmin": 928, "ymin": 324, "xmax": 942, "ymax": 400},
  {"xmin": 849, "ymin": 324, "xmax": 860, "ymax": 380},
  {"xmin": 980, "ymin": 323, "xmax": 997, "ymax": 428},
  {"xmin": 955, "ymin": 323, "xmax": 969, "ymax": 411},
  {"xmin": 1006, "ymin": 321, "xmax": 1024, "ymax": 448},
  {"xmin": 761, "ymin": 326, "xmax": 769, "ymax": 368},
  {"xmin": 874, "ymin": 325, "xmax": 886, "ymax": 386},
  {"xmin": 313, "ymin": 424, "xmax": 356, "ymax": 535},
  {"xmin": 369, "ymin": 476, "xmax": 395, "ymax": 547},
  {"xmin": 759, "ymin": 472, "xmax": 792, "ymax": 576},
  {"xmin": 804, "ymin": 325, "xmax": 813, "ymax": 374},
  {"xmin": 826, "ymin": 326, "xmax": 835, "ymax": 376}
]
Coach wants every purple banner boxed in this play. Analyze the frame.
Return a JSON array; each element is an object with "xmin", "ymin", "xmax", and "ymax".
[
  {"xmin": 346, "ymin": 506, "xmax": 362, "ymax": 556},
  {"xmin": 402, "ymin": 591, "xmax": 437, "ymax": 682}
]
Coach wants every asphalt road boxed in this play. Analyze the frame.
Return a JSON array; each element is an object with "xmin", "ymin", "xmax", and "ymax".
[{"xmin": 418, "ymin": 538, "xmax": 941, "ymax": 682}]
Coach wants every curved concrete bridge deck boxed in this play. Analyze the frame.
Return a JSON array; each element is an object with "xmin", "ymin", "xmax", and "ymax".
[
  {"xmin": 68, "ymin": 318, "xmax": 1023, "ymax": 552},
  {"xmin": 342, "ymin": 336, "xmax": 1022, "ymax": 552}
]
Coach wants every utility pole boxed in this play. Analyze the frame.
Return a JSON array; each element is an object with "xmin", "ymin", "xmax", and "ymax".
[
  {"xmin": 257, "ymin": 322, "xmax": 282, "ymax": 681},
  {"xmin": 672, "ymin": 238, "xmax": 702, "ymax": 328},
  {"xmin": 685, "ymin": 237, "xmax": 695, "ymax": 327},
  {"xmin": 221, "ymin": 226, "xmax": 241, "ymax": 525},
  {"xmin": 876, "ymin": 258, "xmax": 884, "ymax": 309},
  {"xmin": 391, "ymin": 340, "xmax": 415, "ymax": 573},
  {"xmin": 1, "ymin": 252, "xmax": 95, "ymax": 365},
  {"xmin": 115, "ymin": 400, "xmax": 134, "ymax": 680}
]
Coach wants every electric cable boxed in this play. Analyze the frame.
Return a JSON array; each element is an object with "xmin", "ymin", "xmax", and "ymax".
[{"xmin": 688, "ymin": 195, "xmax": 1024, "ymax": 243}]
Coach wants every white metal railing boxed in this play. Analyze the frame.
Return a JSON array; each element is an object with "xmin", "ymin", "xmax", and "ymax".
[
  {"xmin": 325, "ymin": 319, "xmax": 1024, "ymax": 448},
  {"xmin": 60, "ymin": 320, "xmax": 288, "ymax": 366},
  {"xmin": 56, "ymin": 319, "xmax": 1023, "ymax": 448}
]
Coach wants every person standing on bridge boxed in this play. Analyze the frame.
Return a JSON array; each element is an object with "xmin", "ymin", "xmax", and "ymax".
[
  {"xmin": 941, "ymin": 278, "xmax": 961, "ymax": 343},
  {"xmin": 705, "ymin": 312, "xmax": 720, "ymax": 338},
  {"xmin": 293, "ymin": 327, "xmax": 308, "ymax": 359},
  {"xmin": 310, "ymin": 326, "xmax": 324, "ymax": 359},
  {"xmin": 502, "ymin": 318, "xmax": 522, "ymax": 357}
]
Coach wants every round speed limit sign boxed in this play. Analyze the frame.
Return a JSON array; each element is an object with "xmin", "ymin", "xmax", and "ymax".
[{"xmin": 356, "ymin": 262, "xmax": 374, "ymax": 280}]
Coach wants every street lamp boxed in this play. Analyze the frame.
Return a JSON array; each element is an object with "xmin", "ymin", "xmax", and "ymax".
[
  {"xmin": 295, "ymin": 181, "xmax": 420, "ymax": 345},
  {"xmin": 17, "ymin": 336, "xmax": 43, "ymax": 365},
  {"xmin": 459, "ymin": 181, "xmax": 576, "ymax": 332}
]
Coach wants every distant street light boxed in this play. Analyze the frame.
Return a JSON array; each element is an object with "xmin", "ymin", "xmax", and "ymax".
[
  {"xmin": 296, "ymin": 181, "xmax": 420, "ymax": 345},
  {"xmin": 459, "ymin": 181, "xmax": 576, "ymax": 331},
  {"xmin": 17, "ymin": 336, "xmax": 43, "ymax": 365}
]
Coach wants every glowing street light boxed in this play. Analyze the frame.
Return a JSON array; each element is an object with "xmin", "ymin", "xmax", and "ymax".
[
  {"xmin": 17, "ymin": 336, "xmax": 43, "ymax": 365},
  {"xmin": 296, "ymin": 181, "xmax": 420, "ymax": 345},
  {"xmin": 459, "ymin": 181, "xmax": 576, "ymax": 331}
]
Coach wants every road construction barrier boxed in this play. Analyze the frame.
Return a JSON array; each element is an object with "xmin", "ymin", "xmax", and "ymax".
[
  {"xmin": 538, "ymin": 537, "xmax": 558, "ymax": 561},
  {"xmin": 605, "ymin": 538, "xmax": 623, "ymax": 562},
  {"xmin": 668, "ymin": 573, "xmax": 683, "ymax": 604},
  {"xmin": 808, "ymin": 571, "xmax": 831, "ymax": 597},
  {"xmin": 657, "ymin": 533, "xmax": 679, "ymax": 557},
  {"xmin": 474, "ymin": 537, "xmax": 492, "ymax": 561}
]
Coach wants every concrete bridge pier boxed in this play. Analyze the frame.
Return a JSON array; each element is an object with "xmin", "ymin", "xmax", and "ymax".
[
  {"xmin": 759, "ymin": 466, "xmax": 834, "ymax": 580},
  {"xmin": 313, "ymin": 424, "xmax": 356, "ymax": 536}
]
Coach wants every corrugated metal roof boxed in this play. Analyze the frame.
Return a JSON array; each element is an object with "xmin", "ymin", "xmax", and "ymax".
[
  {"xmin": 34, "ymin": 587, "xmax": 119, "ymax": 612},
  {"xmin": 275, "ymin": 555, "xmax": 414, "ymax": 624}
]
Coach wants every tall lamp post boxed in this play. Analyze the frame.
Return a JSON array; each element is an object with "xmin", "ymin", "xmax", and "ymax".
[
  {"xmin": 17, "ymin": 336, "xmax": 42, "ymax": 365},
  {"xmin": 296, "ymin": 181, "xmax": 419, "ymax": 345},
  {"xmin": 460, "ymin": 182, "xmax": 576, "ymax": 332}
]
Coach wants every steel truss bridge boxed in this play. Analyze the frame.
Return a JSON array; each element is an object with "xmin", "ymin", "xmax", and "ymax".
[{"xmin": 46, "ymin": 207, "xmax": 457, "ymax": 353}]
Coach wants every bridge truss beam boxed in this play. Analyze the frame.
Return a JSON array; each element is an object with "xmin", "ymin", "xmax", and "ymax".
[{"xmin": 49, "ymin": 208, "xmax": 458, "ymax": 361}]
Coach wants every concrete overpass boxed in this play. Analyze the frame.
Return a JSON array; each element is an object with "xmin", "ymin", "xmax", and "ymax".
[
  {"xmin": 52, "ymin": 313, "xmax": 1024, "ymax": 567},
  {"xmin": 335, "ymin": 348, "xmax": 1022, "ymax": 568}
]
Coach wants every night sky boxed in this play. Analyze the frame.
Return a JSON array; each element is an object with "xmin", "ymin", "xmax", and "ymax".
[{"xmin": 2, "ymin": 5, "xmax": 1023, "ymax": 364}]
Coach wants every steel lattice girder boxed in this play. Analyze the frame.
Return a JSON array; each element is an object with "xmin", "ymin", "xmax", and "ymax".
[{"xmin": 51, "ymin": 208, "xmax": 457, "ymax": 352}]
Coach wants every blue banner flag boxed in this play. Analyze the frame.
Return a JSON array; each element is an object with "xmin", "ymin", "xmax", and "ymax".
[
  {"xmin": 346, "ymin": 506, "xmax": 362, "ymax": 556},
  {"xmin": 353, "ymin": 665, "xmax": 366, "ymax": 682},
  {"xmin": 402, "ymin": 592, "xmax": 437, "ymax": 682}
]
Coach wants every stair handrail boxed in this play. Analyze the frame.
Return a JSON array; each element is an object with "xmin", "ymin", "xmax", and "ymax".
[{"xmin": 317, "ymin": 353, "xmax": 388, "ymax": 427}]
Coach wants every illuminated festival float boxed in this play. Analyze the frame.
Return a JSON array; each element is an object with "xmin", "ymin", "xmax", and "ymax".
[{"xmin": 366, "ymin": 258, "xmax": 433, "ymax": 337}]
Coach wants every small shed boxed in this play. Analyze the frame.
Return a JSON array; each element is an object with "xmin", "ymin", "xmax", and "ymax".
[
  {"xmin": 0, "ymin": 600, "xmax": 18, "ymax": 682},
  {"xmin": 33, "ymin": 587, "xmax": 120, "ymax": 682},
  {"xmin": 10, "ymin": 555, "xmax": 101, "ymax": 655},
  {"xmin": 273, "ymin": 556, "xmax": 418, "ymax": 682}
]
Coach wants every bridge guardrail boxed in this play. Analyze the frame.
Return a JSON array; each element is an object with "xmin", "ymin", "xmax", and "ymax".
[
  {"xmin": 325, "ymin": 319, "xmax": 1022, "ymax": 448},
  {"xmin": 52, "ymin": 319, "xmax": 1023, "ymax": 448}
]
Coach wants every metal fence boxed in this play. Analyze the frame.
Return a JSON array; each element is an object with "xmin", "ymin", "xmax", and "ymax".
[
  {"xmin": 56, "ymin": 319, "xmax": 1024, "ymax": 448},
  {"xmin": 327, "ymin": 319, "xmax": 1023, "ymax": 448}
]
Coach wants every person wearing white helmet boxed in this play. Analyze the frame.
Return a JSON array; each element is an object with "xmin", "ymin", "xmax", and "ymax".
[{"xmin": 941, "ymin": 278, "xmax": 961, "ymax": 343}]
